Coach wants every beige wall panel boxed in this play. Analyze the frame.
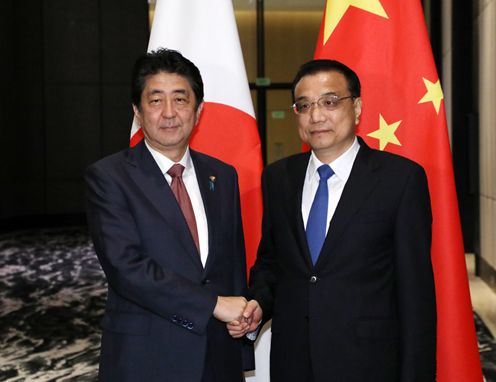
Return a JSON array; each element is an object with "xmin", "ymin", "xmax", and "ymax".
[
  {"xmin": 266, "ymin": 90, "xmax": 301, "ymax": 164},
  {"xmin": 265, "ymin": 11, "xmax": 323, "ymax": 83},
  {"xmin": 477, "ymin": 0, "xmax": 494, "ymax": 14},
  {"xmin": 237, "ymin": 9, "xmax": 323, "ymax": 164},
  {"xmin": 492, "ymin": 198, "xmax": 496, "ymax": 269},
  {"xmin": 480, "ymin": 196, "xmax": 490, "ymax": 265},
  {"xmin": 236, "ymin": 10, "xmax": 257, "ymax": 82},
  {"xmin": 478, "ymin": 0, "xmax": 496, "ymax": 266},
  {"xmin": 236, "ymin": 10, "xmax": 323, "ymax": 83},
  {"xmin": 479, "ymin": 0, "xmax": 496, "ymax": 197},
  {"xmin": 490, "ymin": 197, "xmax": 496, "ymax": 269}
]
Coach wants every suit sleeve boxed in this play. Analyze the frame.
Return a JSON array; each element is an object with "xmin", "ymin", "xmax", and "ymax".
[
  {"xmin": 85, "ymin": 163, "xmax": 217, "ymax": 335},
  {"xmin": 229, "ymin": 170, "xmax": 256, "ymax": 371},
  {"xmin": 394, "ymin": 164, "xmax": 437, "ymax": 381},
  {"xmin": 248, "ymin": 168, "xmax": 277, "ymax": 321},
  {"xmin": 231, "ymin": 170, "xmax": 248, "ymax": 296}
]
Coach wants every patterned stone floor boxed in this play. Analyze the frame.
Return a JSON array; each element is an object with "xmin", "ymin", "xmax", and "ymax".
[
  {"xmin": 0, "ymin": 228, "xmax": 104, "ymax": 381},
  {"xmin": 0, "ymin": 227, "xmax": 495, "ymax": 381}
]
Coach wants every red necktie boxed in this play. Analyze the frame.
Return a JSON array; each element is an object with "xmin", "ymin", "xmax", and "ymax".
[{"xmin": 167, "ymin": 164, "xmax": 200, "ymax": 253}]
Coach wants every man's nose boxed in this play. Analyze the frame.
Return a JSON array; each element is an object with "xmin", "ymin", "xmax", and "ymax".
[
  {"xmin": 309, "ymin": 103, "xmax": 326, "ymax": 122},
  {"xmin": 161, "ymin": 100, "xmax": 176, "ymax": 118}
]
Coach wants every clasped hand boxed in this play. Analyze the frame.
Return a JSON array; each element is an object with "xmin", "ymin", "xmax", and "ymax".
[
  {"xmin": 228, "ymin": 300, "xmax": 263, "ymax": 339},
  {"xmin": 213, "ymin": 296, "xmax": 263, "ymax": 338}
]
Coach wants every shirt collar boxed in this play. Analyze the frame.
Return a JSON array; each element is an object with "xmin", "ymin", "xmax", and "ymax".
[
  {"xmin": 308, "ymin": 137, "xmax": 360, "ymax": 182},
  {"xmin": 144, "ymin": 141, "xmax": 193, "ymax": 176}
]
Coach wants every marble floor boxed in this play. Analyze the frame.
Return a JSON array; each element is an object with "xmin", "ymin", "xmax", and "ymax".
[
  {"xmin": 468, "ymin": 254, "xmax": 496, "ymax": 381},
  {"xmin": 0, "ymin": 227, "xmax": 495, "ymax": 381},
  {"xmin": 0, "ymin": 228, "xmax": 104, "ymax": 381}
]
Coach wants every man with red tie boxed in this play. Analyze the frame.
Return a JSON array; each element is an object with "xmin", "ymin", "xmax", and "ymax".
[{"xmin": 85, "ymin": 48, "xmax": 251, "ymax": 382}]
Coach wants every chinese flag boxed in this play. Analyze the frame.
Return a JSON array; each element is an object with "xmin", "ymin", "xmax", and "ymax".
[
  {"xmin": 315, "ymin": 1, "xmax": 483, "ymax": 381},
  {"xmin": 130, "ymin": 0, "xmax": 263, "ymax": 269}
]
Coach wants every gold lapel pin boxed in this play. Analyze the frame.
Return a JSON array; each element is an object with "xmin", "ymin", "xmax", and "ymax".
[{"xmin": 208, "ymin": 176, "xmax": 216, "ymax": 191}]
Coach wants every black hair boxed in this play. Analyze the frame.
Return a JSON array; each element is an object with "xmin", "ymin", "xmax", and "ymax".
[
  {"xmin": 291, "ymin": 59, "xmax": 361, "ymax": 102},
  {"xmin": 131, "ymin": 48, "xmax": 204, "ymax": 110}
]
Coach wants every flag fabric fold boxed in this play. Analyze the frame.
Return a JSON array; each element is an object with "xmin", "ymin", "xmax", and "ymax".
[
  {"xmin": 314, "ymin": 0, "xmax": 482, "ymax": 380},
  {"xmin": 130, "ymin": 0, "xmax": 263, "ymax": 269}
]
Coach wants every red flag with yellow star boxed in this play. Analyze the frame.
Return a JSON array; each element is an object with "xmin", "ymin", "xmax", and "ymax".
[{"xmin": 314, "ymin": 0, "xmax": 483, "ymax": 381}]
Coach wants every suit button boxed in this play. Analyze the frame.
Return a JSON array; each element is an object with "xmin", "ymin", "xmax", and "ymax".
[
  {"xmin": 309, "ymin": 276, "xmax": 318, "ymax": 283},
  {"xmin": 171, "ymin": 315, "xmax": 178, "ymax": 323},
  {"xmin": 202, "ymin": 279, "xmax": 211, "ymax": 285},
  {"xmin": 187, "ymin": 322, "xmax": 194, "ymax": 330}
]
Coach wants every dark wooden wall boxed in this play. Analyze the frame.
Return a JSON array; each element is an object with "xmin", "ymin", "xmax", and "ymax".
[{"xmin": 0, "ymin": 0, "xmax": 148, "ymax": 230}]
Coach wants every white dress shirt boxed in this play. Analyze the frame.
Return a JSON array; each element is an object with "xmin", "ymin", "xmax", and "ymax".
[
  {"xmin": 145, "ymin": 142, "xmax": 209, "ymax": 267},
  {"xmin": 301, "ymin": 137, "xmax": 360, "ymax": 233}
]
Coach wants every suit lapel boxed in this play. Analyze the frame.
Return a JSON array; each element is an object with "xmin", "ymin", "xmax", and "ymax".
[
  {"xmin": 315, "ymin": 139, "xmax": 379, "ymax": 270},
  {"xmin": 190, "ymin": 150, "xmax": 219, "ymax": 274},
  {"xmin": 285, "ymin": 152, "xmax": 315, "ymax": 269},
  {"xmin": 125, "ymin": 141, "xmax": 203, "ymax": 271}
]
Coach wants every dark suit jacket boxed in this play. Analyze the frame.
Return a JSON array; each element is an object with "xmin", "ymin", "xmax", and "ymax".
[
  {"xmin": 85, "ymin": 141, "xmax": 250, "ymax": 382},
  {"xmin": 250, "ymin": 138, "xmax": 436, "ymax": 382}
]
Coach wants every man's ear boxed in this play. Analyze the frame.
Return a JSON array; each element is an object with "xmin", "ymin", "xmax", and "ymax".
[
  {"xmin": 195, "ymin": 102, "xmax": 204, "ymax": 124},
  {"xmin": 353, "ymin": 97, "xmax": 362, "ymax": 125},
  {"xmin": 132, "ymin": 104, "xmax": 141, "ymax": 125}
]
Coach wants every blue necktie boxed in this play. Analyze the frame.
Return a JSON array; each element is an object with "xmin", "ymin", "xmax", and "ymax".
[{"xmin": 306, "ymin": 164, "xmax": 334, "ymax": 264}]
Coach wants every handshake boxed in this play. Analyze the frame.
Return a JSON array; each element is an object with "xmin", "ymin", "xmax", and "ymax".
[{"xmin": 213, "ymin": 296, "xmax": 263, "ymax": 338}]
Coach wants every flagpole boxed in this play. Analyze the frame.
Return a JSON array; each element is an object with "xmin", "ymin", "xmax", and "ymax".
[{"xmin": 256, "ymin": 0, "xmax": 267, "ymax": 164}]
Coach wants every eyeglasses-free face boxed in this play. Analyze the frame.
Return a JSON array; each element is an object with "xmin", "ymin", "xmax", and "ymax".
[{"xmin": 133, "ymin": 71, "xmax": 203, "ymax": 162}]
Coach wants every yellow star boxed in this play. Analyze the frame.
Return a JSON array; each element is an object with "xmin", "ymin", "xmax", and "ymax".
[
  {"xmin": 367, "ymin": 114, "xmax": 402, "ymax": 151},
  {"xmin": 418, "ymin": 78, "xmax": 444, "ymax": 114},
  {"xmin": 324, "ymin": 0, "xmax": 388, "ymax": 44}
]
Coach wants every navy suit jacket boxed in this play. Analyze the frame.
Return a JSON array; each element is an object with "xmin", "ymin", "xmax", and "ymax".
[
  {"xmin": 250, "ymin": 138, "xmax": 436, "ymax": 382},
  {"xmin": 85, "ymin": 141, "xmax": 250, "ymax": 381}
]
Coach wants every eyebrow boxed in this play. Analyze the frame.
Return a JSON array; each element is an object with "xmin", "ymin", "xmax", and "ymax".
[
  {"xmin": 295, "ymin": 91, "xmax": 337, "ymax": 102},
  {"xmin": 147, "ymin": 89, "xmax": 190, "ymax": 97}
]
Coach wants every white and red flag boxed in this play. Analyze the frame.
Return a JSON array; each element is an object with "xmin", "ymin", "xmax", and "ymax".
[{"xmin": 130, "ymin": 0, "xmax": 263, "ymax": 270}]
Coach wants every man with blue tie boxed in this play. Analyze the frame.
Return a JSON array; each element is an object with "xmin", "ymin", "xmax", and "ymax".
[
  {"xmin": 85, "ymin": 48, "xmax": 251, "ymax": 381},
  {"xmin": 229, "ymin": 59, "xmax": 437, "ymax": 382}
]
